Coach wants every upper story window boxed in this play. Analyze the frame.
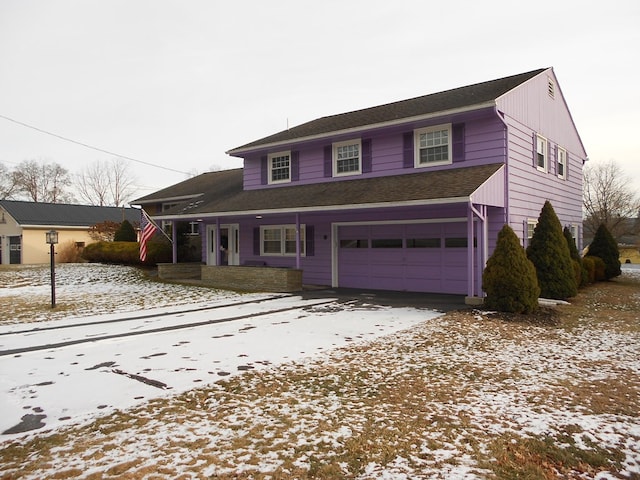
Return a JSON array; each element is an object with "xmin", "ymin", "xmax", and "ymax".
[
  {"xmin": 536, "ymin": 134, "xmax": 548, "ymax": 173},
  {"xmin": 333, "ymin": 140, "xmax": 361, "ymax": 176},
  {"xmin": 557, "ymin": 146, "xmax": 567, "ymax": 179},
  {"xmin": 415, "ymin": 124, "xmax": 452, "ymax": 167},
  {"xmin": 268, "ymin": 151, "xmax": 291, "ymax": 184}
]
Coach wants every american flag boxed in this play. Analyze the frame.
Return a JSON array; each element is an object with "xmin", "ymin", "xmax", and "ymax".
[{"xmin": 139, "ymin": 210, "xmax": 158, "ymax": 262}]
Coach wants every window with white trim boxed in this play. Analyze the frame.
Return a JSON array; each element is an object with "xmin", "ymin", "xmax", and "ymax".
[
  {"xmin": 415, "ymin": 124, "xmax": 452, "ymax": 167},
  {"xmin": 570, "ymin": 224, "xmax": 579, "ymax": 247},
  {"xmin": 268, "ymin": 151, "xmax": 291, "ymax": 184},
  {"xmin": 333, "ymin": 140, "xmax": 361, "ymax": 176},
  {"xmin": 557, "ymin": 146, "xmax": 567, "ymax": 179},
  {"xmin": 527, "ymin": 220, "xmax": 537, "ymax": 241},
  {"xmin": 536, "ymin": 135, "xmax": 548, "ymax": 172},
  {"xmin": 260, "ymin": 225, "xmax": 305, "ymax": 256}
]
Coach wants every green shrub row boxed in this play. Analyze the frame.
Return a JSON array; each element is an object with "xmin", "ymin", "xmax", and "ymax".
[
  {"xmin": 482, "ymin": 200, "xmax": 621, "ymax": 314},
  {"xmin": 82, "ymin": 240, "xmax": 172, "ymax": 266}
]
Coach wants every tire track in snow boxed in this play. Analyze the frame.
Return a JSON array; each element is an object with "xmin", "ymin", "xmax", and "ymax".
[{"xmin": 0, "ymin": 299, "xmax": 334, "ymax": 357}]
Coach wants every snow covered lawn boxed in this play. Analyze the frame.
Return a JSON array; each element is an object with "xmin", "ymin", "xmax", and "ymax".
[{"xmin": 1, "ymin": 264, "xmax": 639, "ymax": 479}]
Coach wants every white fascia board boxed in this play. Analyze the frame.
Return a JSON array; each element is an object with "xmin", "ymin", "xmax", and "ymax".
[
  {"xmin": 227, "ymin": 102, "xmax": 496, "ymax": 156},
  {"xmin": 154, "ymin": 196, "xmax": 470, "ymax": 221},
  {"xmin": 132, "ymin": 194, "xmax": 203, "ymax": 206}
]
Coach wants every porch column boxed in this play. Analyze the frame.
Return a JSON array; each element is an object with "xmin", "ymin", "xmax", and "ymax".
[
  {"xmin": 295, "ymin": 213, "xmax": 301, "ymax": 270},
  {"xmin": 172, "ymin": 221, "xmax": 178, "ymax": 264},
  {"xmin": 215, "ymin": 218, "xmax": 220, "ymax": 266}
]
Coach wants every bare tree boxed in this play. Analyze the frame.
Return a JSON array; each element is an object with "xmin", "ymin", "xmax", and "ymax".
[
  {"xmin": 0, "ymin": 162, "xmax": 19, "ymax": 199},
  {"xmin": 583, "ymin": 160, "xmax": 640, "ymax": 241},
  {"xmin": 109, "ymin": 157, "xmax": 136, "ymax": 207},
  {"xmin": 76, "ymin": 157, "xmax": 136, "ymax": 206},
  {"xmin": 13, "ymin": 159, "xmax": 74, "ymax": 203},
  {"xmin": 76, "ymin": 160, "xmax": 111, "ymax": 206}
]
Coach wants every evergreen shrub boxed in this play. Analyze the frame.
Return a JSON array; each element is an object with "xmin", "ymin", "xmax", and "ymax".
[
  {"xmin": 483, "ymin": 224, "xmax": 540, "ymax": 313},
  {"xmin": 526, "ymin": 201, "xmax": 577, "ymax": 300},
  {"xmin": 582, "ymin": 256, "xmax": 596, "ymax": 283},
  {"xmin": 586, "ymin": 255, "xmax": 607, "ymax": 282},
  {"xmin": 587, "ymin": 224, "xmax": 621, "ymax": 280},
  {"xmin": 114, "ymin": 220, "xmax": 137, "ymax": 242}
]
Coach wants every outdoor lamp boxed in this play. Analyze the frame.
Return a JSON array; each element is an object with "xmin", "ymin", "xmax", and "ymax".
[
  {"xmin": 45, "ymin": 230, "xmax": 58, "ymax": 308},
  {"xmin": 46, "ymin": 230, "xmax": 59, "ymax": 245}
]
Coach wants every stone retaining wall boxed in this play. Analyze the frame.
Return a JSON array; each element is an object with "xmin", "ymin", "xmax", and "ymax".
[{"xmin": 201, "ymin": 265, "xmax": 303, "ymax": 292}]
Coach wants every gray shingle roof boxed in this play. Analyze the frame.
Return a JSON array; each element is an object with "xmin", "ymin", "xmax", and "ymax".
[
  {"xmin": 228, "ymin": 68, "xmax": 546, "ymax": 154},
  {"xmin": 159, "ymin": 163, "xmax": 503, "ymax": 218},
  {"xmin": 133, "ymin": 169, "xmax": 242, "ymax": 204},
  {"xmin": 0, "ymin": 200, "xmax": 141, "ymax": 227}
]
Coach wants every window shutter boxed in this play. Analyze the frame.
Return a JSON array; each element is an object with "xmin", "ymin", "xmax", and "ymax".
[
  {"xmin": 324, "ymin": 145, "xmax": 332, "ymax": 177},
  {"xmin": 403, "ymin": 132, "xmax": 414, "ymax": 168},
  {"xmin": 261, "ymin": 155, "xmax": 268, "ymax": 185},
  {"xmin": 291, "ymin": 150, "xmax": 299, "ymax": 181},
  {"xmin": 452, "ymin": 123, "xmax": 465, "ymax": 162},
  {"xmin": 565, "ymin": 152, "xmax": 569, "ymax": 180},
  {"xmin": 253, "ymin": 227, "xmax": 260, "ymax": 255},
  {"xmin": 532, "ymin": 133, "xmax": 537, "ymax": 168},
  {"xmin": 362, "ymin": 139, "xmax": 372, "ymax": 173},
  {"xmin": 305, "ymin": 225, "xmax": 315, "ymax": 256}
]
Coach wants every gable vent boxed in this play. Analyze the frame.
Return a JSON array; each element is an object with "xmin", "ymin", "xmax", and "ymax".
[{"xmin": 547, "ymin": 77, "xmax": 555, "ymax": 99}]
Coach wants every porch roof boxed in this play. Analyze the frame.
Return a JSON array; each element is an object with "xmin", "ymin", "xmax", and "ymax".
[{"xmin": 156, "ymin": 163, "xmax": 504, "ymax": 220}]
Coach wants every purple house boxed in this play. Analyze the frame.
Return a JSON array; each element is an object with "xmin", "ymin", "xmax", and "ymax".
[{"xmin": 140, "ymin": 67, "xmax": 586, "ymax": 303}]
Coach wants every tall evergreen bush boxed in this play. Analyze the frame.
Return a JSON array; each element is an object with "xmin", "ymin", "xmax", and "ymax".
[
  {"xmin": 483, "ymin": 224, "xmax": 540, "ymax": 313},
  {"xmin": 526, "ymin": 201, "xmax": 577, "ymax": 300},
  {"xmin": 587, "ymin": 224, "xmax": 621, "ymax": 280},
  {"xmin": 114, "ymin": 220, "xmax": 137, "ymax": 242}
]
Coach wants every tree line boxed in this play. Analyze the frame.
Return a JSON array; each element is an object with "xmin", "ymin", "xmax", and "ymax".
[{"xmin": 0, "ymin": 157, "xmax": 135, "ymax": 207}]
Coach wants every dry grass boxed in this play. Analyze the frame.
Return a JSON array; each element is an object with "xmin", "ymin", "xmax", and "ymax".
[{"xmin": 1, "ymin": 275, "xmax": 639, "ymax": 479}]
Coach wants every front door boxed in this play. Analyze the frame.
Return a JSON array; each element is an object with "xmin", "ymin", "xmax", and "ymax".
[
  {"xmin": 206, "ymin": 224, "xmax": 239, "ymax": 266},
  {"xmin": 9, "ymin": 236, "xmax": 21, "ymax": 264}
]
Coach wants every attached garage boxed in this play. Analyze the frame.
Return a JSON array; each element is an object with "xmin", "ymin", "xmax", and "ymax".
[{"xmin": 335, "ymin": 220, "xmax": 474, "ymax": 294}]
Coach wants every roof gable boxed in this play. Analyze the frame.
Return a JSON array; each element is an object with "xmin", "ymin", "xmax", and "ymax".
[
  {"xmin": 228, "ymin": 69, "xmax": 546, "ymax": 154},
  {"xmin": 0, "ymin": 200, "xmax": 140, "ymax": 227}
]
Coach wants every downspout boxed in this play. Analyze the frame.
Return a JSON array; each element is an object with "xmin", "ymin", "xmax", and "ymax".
[
  {"xmin": 495, "ymin": 106, "xmax": 510, "ymax": 225},
  {"xmin": 467, "ymin": 201, "xmax": 475, "ymax": 298}
]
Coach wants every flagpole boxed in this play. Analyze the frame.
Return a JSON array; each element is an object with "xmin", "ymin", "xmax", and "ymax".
[{"xmin": 138, "ymin": 207, "xmax": 173, "ymax": 244}]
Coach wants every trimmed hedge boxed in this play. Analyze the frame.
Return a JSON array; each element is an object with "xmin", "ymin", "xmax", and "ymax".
[{"xmin": 82, "ymin": 240, "xmax": 172, "ymax": 265}]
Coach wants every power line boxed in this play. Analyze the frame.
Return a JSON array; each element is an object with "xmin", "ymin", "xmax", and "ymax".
[{"xmin": 0, "ymin": 113, "xmax": 190, "ymax": 175}]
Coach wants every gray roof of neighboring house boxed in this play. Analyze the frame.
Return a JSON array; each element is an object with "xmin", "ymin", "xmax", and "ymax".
[
  {"xmin": 157, "ymin": 163, "xmax": 504, "ymax": 219},
  {"xmin": 0, "ymin": 200, "xmax": 140, "ymax": 227},
  {"xmin": 133, "ymin": 169, "xmax": 242, "ymax": 204},
  {"xmin": 228, "ymin": 68, "xmax": 546, "ymax": 154}
]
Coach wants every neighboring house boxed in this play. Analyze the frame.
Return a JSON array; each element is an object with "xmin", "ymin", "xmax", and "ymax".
[
  {"xmin": 138, "ymin": 67, "xmax": 587, "ymax": 301},
  {"xmin": 0, "ymin": 200, "xmax": 140, "ymax": 264}
]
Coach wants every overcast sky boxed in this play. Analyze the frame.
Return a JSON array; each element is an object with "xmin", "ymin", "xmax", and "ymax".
[{"xmin": 1, "ymin": 0, "xmax": 639, "ymax": 202}]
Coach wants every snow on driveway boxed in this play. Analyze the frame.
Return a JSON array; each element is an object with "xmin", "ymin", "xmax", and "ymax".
[{"xmin": 0, "ymin": 272, "xmax": 442, "ymax": 436}]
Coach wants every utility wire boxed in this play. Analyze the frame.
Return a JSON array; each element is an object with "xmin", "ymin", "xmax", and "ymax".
[{"xmin": 0, "ymin": 113, "xmax": 190, "ymax": 175}]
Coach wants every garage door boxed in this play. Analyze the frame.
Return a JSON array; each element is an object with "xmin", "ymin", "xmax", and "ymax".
[{"xmin": 337, "ymin": 222, "xmax": 470, "ymax": 294}]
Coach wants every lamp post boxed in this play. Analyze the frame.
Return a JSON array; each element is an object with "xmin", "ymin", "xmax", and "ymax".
[{"xmin": 45, "ymin": 230, "xmax": 58, "ymax": 308}]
